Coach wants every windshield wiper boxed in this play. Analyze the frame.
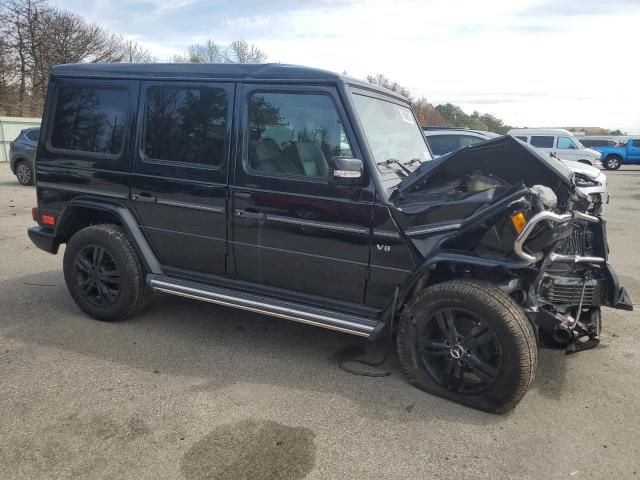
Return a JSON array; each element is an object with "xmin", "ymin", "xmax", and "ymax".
[
  {"xmin": 403, "ymin": 157, "xmax": 422, "ymax": 166},
  {"xmin": 377, "ymin": 158, "xmax": 411, "ymax": 175}
]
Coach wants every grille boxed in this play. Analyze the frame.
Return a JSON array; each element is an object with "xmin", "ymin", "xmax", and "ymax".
[{"xmin": 544, "ymin": 283, "xmax": 595, "ymax": 305}]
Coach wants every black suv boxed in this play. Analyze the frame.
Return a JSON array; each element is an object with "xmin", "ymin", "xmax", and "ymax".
[{"xmin": 28, "ymin": 63, "xmax": 631, "ymax": 413}]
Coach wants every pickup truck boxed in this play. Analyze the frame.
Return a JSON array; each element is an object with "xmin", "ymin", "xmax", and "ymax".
[{"xmin": 593, "ymin": 138, "xmax": 640, "ymax": 170}]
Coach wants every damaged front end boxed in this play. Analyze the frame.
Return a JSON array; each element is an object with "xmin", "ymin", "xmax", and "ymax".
[{"xmin": 390, "ymin": 136, "xmax": 632, "ymax": 353}]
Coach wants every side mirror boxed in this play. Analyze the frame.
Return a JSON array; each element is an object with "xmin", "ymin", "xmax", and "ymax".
[{"xmin": 328, "ymin": 157, "xmax": 364, "ymax": 186}]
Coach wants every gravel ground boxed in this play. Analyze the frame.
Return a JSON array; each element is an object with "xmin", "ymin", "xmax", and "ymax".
[{"xmin": 0, "ymin": 163, "xmax": 638, "ymax": 480}]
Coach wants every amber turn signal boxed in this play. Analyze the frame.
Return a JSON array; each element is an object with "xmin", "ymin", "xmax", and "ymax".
[{"xmin": 511, "ymin": 212, "xmax": 527, "ymax": 234}]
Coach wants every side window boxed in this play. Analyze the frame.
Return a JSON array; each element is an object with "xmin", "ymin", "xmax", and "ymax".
[
  {"xmin": 247, "ymin": 92, "xmax": 352, "ymax": 178},
  {"xmin": 426, "ymin": 135, "xmax": 459, "ymax": 156},
  {"xmin": 557, "ymin": 136, "xmax": 577, "ymax": 149},
  {"xmin": 144, "ymin": 85, "xmax": 228, "ymax": 167},
  {"xmin": 50, "ymin": 86, "xmax": 128, "ymax": 155},
  {"xmin": 458, "ymin": 135, "xmax": 485, "ymax": 147},
  {"xmin": 25, "ymin": 130, "xmax": 40, "ymax": 142},
  {"xmin": 530, "ymin": 135, "xmax": 554, "ymax": 148},
  {"xmin": 514, "ymin": 135, "xmax": 528, "ymax": 142}
]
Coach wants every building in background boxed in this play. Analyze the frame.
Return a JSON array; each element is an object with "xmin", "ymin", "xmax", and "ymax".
[{"xmin": 0, "ymin": 117, "xmax": 42, "ymax": 162}]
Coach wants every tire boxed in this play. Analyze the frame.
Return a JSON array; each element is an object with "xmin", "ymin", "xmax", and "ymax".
[
  {"xmin": 63, "ymin": 224, "xmax": 151, "ymax": 322},
  {"xmin": 15, "ymin": 160, "xmax": 34, "ymax": 186},
  {"xmin": 604, "ymin": 156, "xmax": 622, "ymax": 170},
  {"xmin": 397, "ymin": 280, "xmax": 538, "ymax": 414}
]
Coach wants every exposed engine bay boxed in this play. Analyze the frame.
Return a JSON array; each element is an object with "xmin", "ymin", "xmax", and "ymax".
[{"xmin": 389, "ymin": 136, "xmax": 632, "ymax": 353}]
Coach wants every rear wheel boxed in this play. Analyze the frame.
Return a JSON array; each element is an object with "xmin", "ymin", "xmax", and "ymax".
[
  {"xmin": 63, "ymin": 224, "xmax": 151, "ymax": 321},
  {"xmin": 605, "ymin": 156, "xmax": 622, "ymax": 170},
  {"xmin": 15, "ymin": 160, "xmax": 34, "ymax": 186},
  {"xmin": 397, "ymin": 280, "xmax": 537, "ymax": 413}
]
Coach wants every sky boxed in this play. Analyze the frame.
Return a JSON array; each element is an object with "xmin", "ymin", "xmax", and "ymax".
[{"xmin": 51, "ymin": 0, "xmax": 640, "ymax": 133}]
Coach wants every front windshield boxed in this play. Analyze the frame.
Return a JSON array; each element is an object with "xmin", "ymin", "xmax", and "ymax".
[{"xmin": 352, "ymin": 93, "xmax": 433, "ymax": 188}]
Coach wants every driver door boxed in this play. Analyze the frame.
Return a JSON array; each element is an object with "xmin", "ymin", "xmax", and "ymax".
[{"xmin": 230, "ymin": 85, "xmax": 375, "ymax": 303}]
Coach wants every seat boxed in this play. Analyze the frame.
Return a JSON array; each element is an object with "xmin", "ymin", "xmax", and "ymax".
[
  {"xmin": 248, "ymin": 139, "xmax": 301, "ymax": 175},
  {"xmin": 284, "ymin": 142, "xmax": 329, "ymax": 177}
]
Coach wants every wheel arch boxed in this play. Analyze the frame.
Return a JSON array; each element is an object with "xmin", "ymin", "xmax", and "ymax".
[
  {"xmin": 394, "ymin": 252, "xmax": 530, "ymax": 312},
  {"xmin": 55, "ymin": 199, "xmax": 162, "ymax": 274},
  {"xmin": 604, "ymin": 153, "xmax": 623, "ymax": 163}
]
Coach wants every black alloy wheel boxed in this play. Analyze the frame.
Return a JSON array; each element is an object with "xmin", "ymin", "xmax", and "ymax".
[
  {"xmin": 63, "ymin": 224, "xmax": 151, "ymax": 322},
  {"xmin": 73, "ymin": 245, "xmax": 121, "ymax": 306},
  {"xmin": 417, "ymin": 306, "xmax": 502, "ymax": 395},
  {"xmin": 397, "ymin": 280, "xmax": 538, "ymax": 413}
]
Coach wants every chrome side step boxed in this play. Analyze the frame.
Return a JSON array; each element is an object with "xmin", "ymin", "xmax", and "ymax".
[{"xmin": 147, "ymin": 274, "xmax": 379, "ymax": 338}]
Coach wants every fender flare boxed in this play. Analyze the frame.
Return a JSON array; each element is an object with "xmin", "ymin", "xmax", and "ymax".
[
  {"xmin": 394, "ymin": 251, "xmax": 531, "ymax": 309},
  {"xmin": 56, "ymin": 198, "xmax": 162, "ymax": 274}
]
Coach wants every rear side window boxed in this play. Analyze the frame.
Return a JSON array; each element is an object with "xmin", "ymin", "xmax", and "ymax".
[
  {"xmin": 514, "ymin": 136, "xmax": 528, "ymax": 142},
  {"xmin": 25, "ymin": 130, "xmax": 40, "ymax": 142},
  {"xmin": 144, "ymin": 85, "xmax": 228, "ymax": 167},
  {"xmin": 50, "ymin": 86, "xmax": 129, "ymax": 155},
  {"xmin": 530, "ymin": 136, "xmax": 554, "ymax": 148},
  {"xmin": 426, "ymin": 135, "xmax": 459, "ymax": 156},
  {"xmin": 458, "ymin": 135, "xmax": 485, "ymax": 147}
]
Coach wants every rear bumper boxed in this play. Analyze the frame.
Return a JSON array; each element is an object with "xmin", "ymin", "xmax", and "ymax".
[{"xmin": 28, "ymin": 226, "xmax": 59, "ymax": 254}]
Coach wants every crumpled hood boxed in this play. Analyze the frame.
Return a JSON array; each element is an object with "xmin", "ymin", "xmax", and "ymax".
[
  {"xmin": 387, "ymin": 135, "xmax": 584, "ymax": 246},
  {"xmin": 562, "ymin": 159, "xmax": 601, "ymax": 179},
  {"xmin": 393, "ymin": 135, "xmax": 573, "ymax": 199}
]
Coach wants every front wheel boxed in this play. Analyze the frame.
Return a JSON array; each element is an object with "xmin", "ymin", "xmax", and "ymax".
[
  {"xmin": 397, "ymin": 280, "xmax": 538, "ymax": 413},
  {"xmin": 604, "ymin": 156, "xmax": 622, "ymax": 170}
]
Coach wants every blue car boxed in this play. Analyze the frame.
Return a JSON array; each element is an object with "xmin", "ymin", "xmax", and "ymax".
[
  {"xmin": 591, "ymin": 138, "xmax": 640, "ymax": 170},
  {"xmin": 9, "ymin": 127, "xmax": 40, "ymax": 185}
]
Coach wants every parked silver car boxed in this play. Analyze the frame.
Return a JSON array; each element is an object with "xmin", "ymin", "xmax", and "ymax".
[
  {"xmin": 423, "ymin": 128, "xmax": 608, "ymax": 215},
  {"xmin": 9, "ymin": 127, "xmax": 39, "ymax": 186}
]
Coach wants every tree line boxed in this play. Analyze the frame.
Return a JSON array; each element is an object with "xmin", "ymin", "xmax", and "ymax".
[
  {"xmin": 0, "ymin": 0, "xmax": 267, "ymax": 117},
  {"xmin": 367, "ymin": 74, "xmax": 512, "ymax": 134}
]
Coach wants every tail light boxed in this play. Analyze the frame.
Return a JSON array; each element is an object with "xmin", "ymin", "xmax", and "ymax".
[
  {"xmin": 41, "ymin": 214, "xmax": 56, "ymax": 226},
  {"xmin": 32, "ymin": 207, "xmax": 56, "ymax": 226}
]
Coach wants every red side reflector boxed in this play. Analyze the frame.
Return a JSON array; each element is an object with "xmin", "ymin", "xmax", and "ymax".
[
  {"xmin": 41, "ymin": 214, "xmax": 56, "ymax": 226},
  {"xmin": 32, "ymin": 208, "xmax": 37, "ymax": 221}
]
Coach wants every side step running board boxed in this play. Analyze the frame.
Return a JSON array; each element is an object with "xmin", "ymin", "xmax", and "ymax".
[{"xmin": 147, "ymin": 274, "xmax": 379, "ymax": 338}]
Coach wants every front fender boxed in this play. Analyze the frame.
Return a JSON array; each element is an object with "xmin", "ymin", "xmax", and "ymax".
[{"xmin": 396, "ymin": 251, "xmax": 532, "ymax": 308}]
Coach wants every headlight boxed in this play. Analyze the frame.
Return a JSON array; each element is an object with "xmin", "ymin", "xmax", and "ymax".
[{"xmin": 574, "ymin": 174, "xmax": 600, "ymax": 187}]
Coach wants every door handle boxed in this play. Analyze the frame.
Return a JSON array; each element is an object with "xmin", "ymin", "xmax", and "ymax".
[
  {"xmin": 235, "ymin": 210, "xmax": 265, "ymax": 220},
  {"xmin": 133, "ymin": 192, "xmax": 157, "ymax": 203}
]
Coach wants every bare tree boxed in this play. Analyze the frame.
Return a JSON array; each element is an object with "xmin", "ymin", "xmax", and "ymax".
[
  {"xmin": 0, "ymin": 0, "xmax": 158, "ymax": 116},
  {"xmin": 0, "ymin": 0, "xmax": 50, "ymax": 115},
  {"xmin": 224, "ymin": 40, "xmax": 267, "ymax": 64},
  {"xmin": 366, "ymin": 73, "xmax": 412, "ymax": 100},
  {"xmin": 174, "ymin": 40, "xmax": 223, "ymax": 63},
  {"xmin": 121, "ymin": 39, "xmax": 155, "ymax": 63}
]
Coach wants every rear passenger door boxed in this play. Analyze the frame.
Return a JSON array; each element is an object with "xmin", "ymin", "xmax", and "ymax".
[
  {"xmin": 131, "ymin": 82, "xmax": 233, "ymax": 276},
  {"xmin": 230, "ymin": 85, "xmax": 375, "ymax": 303}
]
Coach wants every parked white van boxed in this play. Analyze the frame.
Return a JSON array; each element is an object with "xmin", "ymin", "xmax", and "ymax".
[{"xmin": 508, "ymin": 128, "xmax": 603, "ymax": 169}]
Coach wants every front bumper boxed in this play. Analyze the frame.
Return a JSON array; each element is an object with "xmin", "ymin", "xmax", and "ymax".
[{"xmin": 28, "ymin": 226, "xmax": 59, "ymax": 254}]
